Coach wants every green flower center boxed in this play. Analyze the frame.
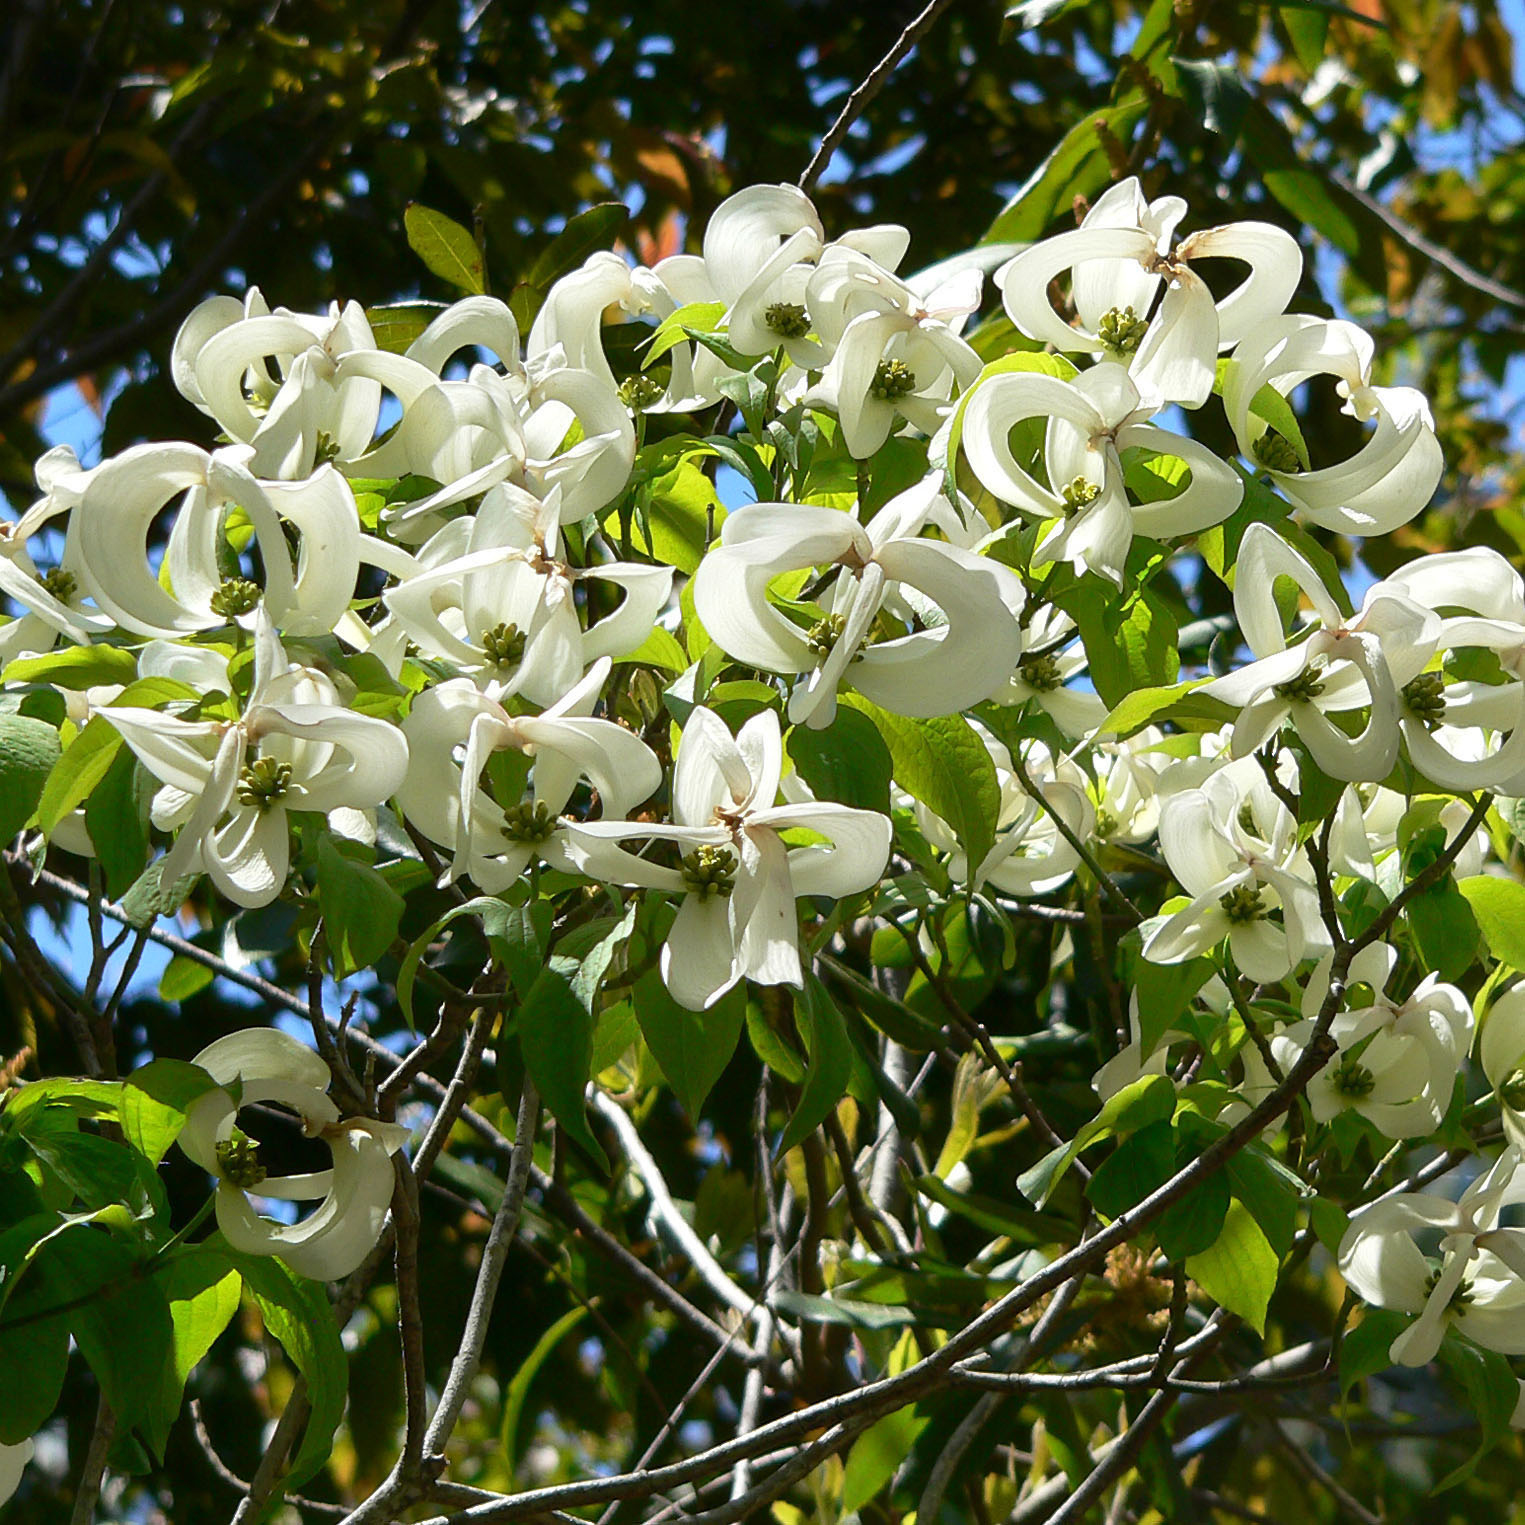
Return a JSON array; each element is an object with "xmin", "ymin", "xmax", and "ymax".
[
  {"xmin": 314, "ymin": 430, "xmax": 341, "ymax": 465},
  {"xmin": 210, "ymin": 576, "xmax": 263, "ymax": 618},
  {"xmin": 39, "ymin": 567, "xmax": 77, "ymax": 603},
  {"xmin": 1093, "ymin": 808, "xmax": 1118, "ymax": 840},
  {"xmin": 237, "ymin": 755, "xmax": 293, "ymax": 811},
  {"xmin": 501, "ymin": 800, "xmax": 555, "ymax": 844},
  {"xmin": 1060, "ymin": 476, "xmax": 1100, "ymax": 513},
  {"xmin": 1098, "ymin": 305, "xmax": 1148, "ymax": 356},
  {"xmin": 1251, "ymin": 432, "xmax": 1303, "ymax": 474},
  {"xmin": 1422, "ymin": 1264, "xmax": 1474, "ymax": 1309},
  {"xmin": 806, "ymin": 611, "xmax": 857, "ymax": 665},
  {"xmin": 870, "ymin": 358, "xmax": 917, "ymax": 401},
  {"xmin": 480, "ymin": 621, "xmax": 528, "ymax": 669},
  {"xmin": 618, "ymin": 373, "xmax": 665, "ymax": 411},
  {"xmin": 1402, "ymin": 671, "xmax": 1447, "ymax": 729},
  {"xmin": 680, "ymin": 844, "xmax": 738, "ymax": 899},
  {"xmin": 765, "ymin": 302, "xmax": 810, "ymax": 339},
  {"xmin": 1019, "ymin": 652, "xmax": 1063, "ymax": 693},
  {"xmin": 215, "ymin": 1129, "xmax": 267, "ymax": 1189},
  {"xmin": 1274, "ymin": 662, "xmax": 1326, "ymax": 704},
  {"xmin": 1329, "ymin": 1056, "xmax": 1376, "ymax": 1099},
  {"xmin": 1219, "ymin": 884, "xmax": 1265, "ymax": 924}
]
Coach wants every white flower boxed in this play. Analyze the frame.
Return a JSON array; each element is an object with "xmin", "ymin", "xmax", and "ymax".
[
  {"xmin": 912, "ymin": 731, "xmax": 1093, "ymax": 898},
  {"xmin": 961, "ymin": 364, "xmax": 1241, "ymax": 585},
  {"xmin": 1272, "ymin": 943, "xmax": 1472, "ymax": 1139},
  {"xmin": 556, "ymin": 706, "xmax": 890, "ymax": 1010},
  {"xmin": 100, "ymin": 615, "xmax": 409, "ymax": 907},
  {"xmin": 68, "ymin": 441, "xmax": 403, "ymax": 639},
  {"xmin": 384, "ymin": 482, "xmax": 671, "ymax": 707},
  {"xmin": 1479, "ymin": 985, "xmax": 1525, "ymax": 1151},
  {"xmin": 1224, "ymin": 315, "xmax": 1443, "ymax": 536},
  {"xmin": 1198, "ymin": 523, "xmax": 1437, "ymax": 781},
  {"xmin": 0, "ymin": 1437, "xmax": 33, "ymax": 1507},
  {"xmin": 178, "ymin": 1029, "xmax": 408, "ymax": 1281},
  {"xmin": 1143, "ymin": 767, "xmax": 1329, "ymax": 982},
  {"xmin": 171, "ymin": 287, "xmax": 382, "ymax": 480},
  {"xmin": 805, "ymin": 247, "xmax": 983, "ymax": 458},
  {"xmin": 692, "ymin": 478, "xmax": 1023, "ymax": 729},
  {"xmin": 996, "ymin": 176, "xmax": 1303, "ymax": 407},
  {"xmin": 396, "ymin": 656, "xmax": 663, "ymax": 893},
  {"xmin": 1339, "ymin": 1149, "xmax": 1525, "ymax": 1365}
]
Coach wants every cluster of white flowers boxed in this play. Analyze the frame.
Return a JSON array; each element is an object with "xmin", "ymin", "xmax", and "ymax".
[{"xmin": 5, "ymin": 175, "xmax": 1523, "ymax": 1368}]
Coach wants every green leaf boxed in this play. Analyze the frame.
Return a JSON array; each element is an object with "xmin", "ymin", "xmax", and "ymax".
[
  {"xmin": 84, "ymin": 745, "xmax": 150, "ymax": 897},
  {"xmin": 771, "ymin": 1289, "xmax": 915, "ymax": 1330},
  {"xmin": 1170, "ymin": 58, "xmax": 1249, "ymax": 143},
  {"xmin": 314, "ymin": 835, "xmax": 405, "ymax": 979},
  {"xmin": 778, "ymin": 975, "xmax": 854, "ymax": 1154},
  {"xmin": 843, "ymin": 697, "xmax": 999, "ymax": 879},
  {"xmin": 1436, "ymin": 1336, "xmax": 1520, "ymax": 1487},
  {"xmin": 0, "ymin": 1313, "xmax": 68, "ymax": 1442},
  {"xmin": 1338, "ymin": 1307, "xmax": 1409, "ymax": 1398},
  {"xmin": 158, "ymin": 954, "xmax": 215, "ymax": 1002},
  {"xmin": 1280, "ymin": 2, "xmax": 1329, "ymax": 70},
  {"xmin": 632, "ymin": 971, "xmax": 744, "ymax": 1118},
  {"xmin": 499, "ymin": 1306, "xmax": 589, "ymax": 1469},
  {"xmin": 1123, "ymin": 944, "xmax": 1215, "ymax": 1056},
  {"xmin": 396, "ymin": 890, "xmax": 539, "ymax": 1024},
  {"xmin": 1055, "ymin": 577, "xmax": 1178, "ymax": 708},
  {"xmin": 1185, "ymin": 1198, "xmax": 1279, "ymax": 1334},
  {"xmin": 365, "ymin": 301, "xmax": 446, "ymax": 354},
  {"xmin": 1, "ymin": 644, "xmax": 138, "ymax": 690},
  {"xmin": 1458, "ymin": 875, "xmax": 1525, "ymax": 969},
  {"xmin": 644, "ymin": 301, "xmax": 727, "ymax": 365},
  {"xmin": 1019, "ymin": 1073, "xmax": 1177, "ymax": 1207},
  {"xmin": 913, "ymin": 1175, "xmax": 1073, "ymax": 1244},
  {"xmin": 786, "ymin": 707, "xmax": 893, "ymax": 814},
  {"xmin": 121, "ymin": 1058, "xmax": 221, "ymax": 1166},
  {"xmin": 37, "ymin": 714, "xmax": 121, "ymax": 834},
  {"xmin": 404, "ymin": 203, "xmax": 485, "ymax": 294},
  {"xmin": 518, "ymin": 961, "xmax": 608, "ymax": 1170},
  {"xmin": 117, "ymin": 855, "xmax": 199, "ymax": 928},
  {"xmin": 1263, "ymin": 168, "xmax": 1359, "ymax": 255},
  {"xmin": 841, "ymin": 1406, "xmax": 930, "ymax": 1514},
  {"xmin": 527, "ymin": 202, "xmax": 628, "ymax": 288},
  {"xmin": 0, "ymin": 712, "xmax": 60, "ymax": 842},
  {"xmin": 1408, "ymin": 874, "xmax": 1480, "ymax": 983},
  {"xmin": 141, "ymin": 1247, "xmax": 243, "ymax": 1459},
  {"xmin": 160, "ymin": 1248, "xmax": 242, "ymax": 1386},
  {"xmin": 1156, "ymin": 1172, "xmax": 1231, "ymax": 1259},
  {"xmin": 1085, "ymin": 1119, "xmax": 1175, "ymax": 1219},
  {"xmin": 984, "ymin": 99, "xmax": 1149, "ymax": 244},
  {"xmin": 232, "ymin": 1251, "xmax": 348, "ymax": 1495},
  {"xmin": 614, "ymin": 449, "xmax": 724, "ymax": 575}
]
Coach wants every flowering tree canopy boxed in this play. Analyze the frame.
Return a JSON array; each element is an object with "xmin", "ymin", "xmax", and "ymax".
[{"xmin": 4, "ymin": 3, "xmax": 1525, "ymax": 1524}]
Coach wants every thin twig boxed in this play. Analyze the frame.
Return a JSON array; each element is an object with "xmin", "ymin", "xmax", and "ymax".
[
  {"xmin": 798, "ymin": 0, "xmax": 961, "ymax": 194},
  {"xmin": 424, "ymin": 1081, "xmax": 542, "ymax": 1458}
]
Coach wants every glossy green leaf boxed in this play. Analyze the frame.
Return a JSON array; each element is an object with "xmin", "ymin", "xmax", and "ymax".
[
  {"xmin": 232, "ymin": 1251, "xmax": 349, "ymax": 1495},
  {"xmin": 843, "ymin": 697, "xmax": 999, "ymax": 879},
  {"xmin": 1458, "ymin": 875, "xmax": 1525, "ymax": 970},
  {"xmin": 778, "ymin": 975, "xmax": 854, "ymax": 1154},
  {"xmin": 0, "ymin": 712, "xmax": 60, "ymax": 842},
  {"xmin": 518, "ymin": 960, "xmax": 607, "ymax": 1170},
  {"xmin": 37, "ymin": 713, "xmax": 121, "ymax": 834},
  {"xmin": 121, "ymin": 1058, "xmax": 220, "ymax": 1166},
  {"xmin": 842, "ymin": 1405, "xmax": 930, "ymax": 1514},
  {"xmin": 404, "ymin": 202, "xmax": 485, "ymax": 293},
  {"xmin": 1185, "ymin": 1198, "xmax": 1279, "ymax": 1334},
  {"xmin": 632, "ymin": 971, "xmax": 744, "ymax": 1118},
  {"xmin": 315, "ymin": 835, "xmax": 405, "ymax": 979}
]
